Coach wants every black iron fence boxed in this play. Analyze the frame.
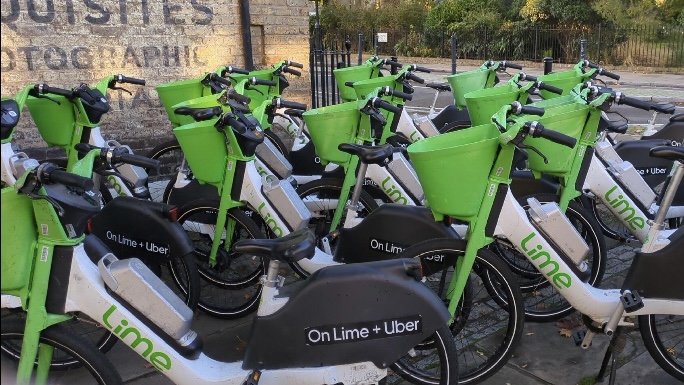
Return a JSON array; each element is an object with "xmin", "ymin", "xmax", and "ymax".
[{"xmin": 309, "ymin": 24, "xmax": 683, "ymax": 107}]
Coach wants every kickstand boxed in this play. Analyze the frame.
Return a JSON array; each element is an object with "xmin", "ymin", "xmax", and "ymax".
[{"xmin": 595, "ymin": 327, "xmax": 627, "ymax": 385}]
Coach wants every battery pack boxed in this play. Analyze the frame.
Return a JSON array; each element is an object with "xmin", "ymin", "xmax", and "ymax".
[
  {"xmin": 387, "ymin": 152, "xmax": 425, "ymax": 203},
  {"xmin": 412, "ymin": 113, "xmax": 441, "ymax": 137},
  {"xmin": 255, "ymin": 137, "xmax": 293, "ymax": 179},
  {"xmin": 607, "ymin": 161, "xmax": 657, "ymax": 208},
  {"xmin": 594, "ymin": 140, "xmax": 623, "ymax": 164},
  {"xmin": 262, "ymin": 174, "xmax": 311, "ymax": 231},
  {"xmin": 98, "ymin": 254, "xmax": 194, "ymax": 341},
  {"xmin": 527, "ymin": 199, "xmax": 589, "ymax": 267}
]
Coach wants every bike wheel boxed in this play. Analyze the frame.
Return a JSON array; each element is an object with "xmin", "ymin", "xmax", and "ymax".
[
  {"xmin": 1, "ymin": 310, "xmax": 118, "ymax": 371},
  {"xmin": 145, "ymin": 139, "xmax": 184, "ymax": 203},
  {"xmin": 488, "ymin": 193, "xmax": 607, "ymax": 322},
  {"xmin": 148, "ymin": 253, "xmax": 201, "ymax": 311},
  {"xmin": 177, "ymin": 200, "xmax": 266, "ymax": 319},
  {"xmin": 387, "ymin": 325, "xmax": 459, "ymax": 385},
  {"xmin": 639, "ymin": 314, "xmax": 684, "ymax": 381},
  {"xmin": 1, "ymin": 319, "xmax": 122, "ymax": 384},
  {"xmin": 264, "ymin": 127, "xmax": 290, "ymax": 158},
  {"xmin": 294, "ymin": 178, "xmax": 379, "ymax": 276},
  {"xmin": 588, "ymin": 195, "xmax": 634, "ymax": 241},
  {"xmin": 395, "ymin": 238, "xmax": 524, "ymax": 385}
]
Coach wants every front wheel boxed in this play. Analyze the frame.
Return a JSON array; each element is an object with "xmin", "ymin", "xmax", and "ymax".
[
  {"xmin": 395, "ymin": 238, "xmax": 524, "ymax": 385},
  {"xmin": 388, "ymin": 325, "xmax": 459, "ymax": 385},
  {"xmin": 639, "ymin": 314, "xmax": 684, "ymax": 381},
  {"xmin": 177, "ymin": 200, "xmax": 266, "ymax": 319},
  {"xmin": 1, "ymin": 319, "xmax": 123, "ymax": 384}
]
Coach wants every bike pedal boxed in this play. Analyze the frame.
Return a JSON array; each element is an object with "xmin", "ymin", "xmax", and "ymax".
[
  {"xmin": 243, "ymin": 369, "xmax": 261, "ymax": 385},
  {"xmin": 621, "ymin": 290, "xmax": 644, "ymax": 313},
  {"xmin": 573, "ymin": 329, "xmax": 587, "ymax": 347}
]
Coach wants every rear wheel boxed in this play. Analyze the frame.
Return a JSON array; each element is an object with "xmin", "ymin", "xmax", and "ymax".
[
  {"xmin": 639, "ymin": 314, "xmax": 684, "ymax": 381},
  {"xmin": 1, "ymin": 319, "xmax": 122, "ymax": 384},
  {"xmin": 145, "ymin": 139, "xmax": 184, "ymax": 203},
  {"xmin": 388, "ymin": 325, "xmax": 459, "ymax": 385}
]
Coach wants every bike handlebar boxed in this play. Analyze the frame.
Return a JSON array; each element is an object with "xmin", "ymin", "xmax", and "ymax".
[
  {"xmin": 410, "ymin": 65, "xmax": 432, "ymax": 73},
  {"xmin": 510, "ymin": 101, "xmax": 544, "ymax": 116},
  {"xmin": 33, "ymin": 83, "xmax": 73, "ymax": 98},
  {"xmin": 535, "ymin": 81, "xmax": 563, "ymax": 95},
  {"xmin": 113, "ymin": 74, "xmax": 145, "ymax": 86},
  {"xmin": 250, "ymin": 77, "xmax": 278, "ymax": 87},
  {"xmin": 383, "ymin": 60, "xmax": 403, "ymax": 68},
  {"xmin": 119, "ymin": 153, "xmax": 160, "ymax": 170},
  {"xmin": 209, "ymin": 73, "xmax": 232, "ymax": 87},
  {"xmin": 39, "ymin": 163, "xmax": 94, "ymax": 190},
  {"xmin": 220, "ymin": 113, "xmax": 248, "ymax": 133},
  {"xmin": 228, "ymin": 90, "xmax": 251, "ymax": 104},
  {"xmin": 528, "ymin": 121, "xmax": 577, "ymax": 148},
  {"xmin": 225, "ymin": 66, "xmax": 250, "ymax": 75},
  {"xmin": 596, "ymin": 67, "xmax": 620, "ymax": 80},
  {"xmin": 283, "ymin": 66, "xmax": 302, "ymax": 77},
  {"xmin": 615, "ymin": 92, "xmax": 652, "ymax": 111},
  {"xmin": 372, "ymin": 98, "xmax": 402, "ymax": 114},
  {"xmin": 274, "ymin": 98, "xmax": 307, "ymax": 110},
  {"xmin": 286, "ymin": 60, "xmax": 304, "ymax": 69},
  {"xmin": 502, "ymin": 61, "xmax": 523, "ymax": 70},
  {"xmin": 380, "ymin": 86, "xmax": 413, "ymax": 101},
  {"xmin": 404, "ymin": 72, "xmax": 425, "ymax": 84}
]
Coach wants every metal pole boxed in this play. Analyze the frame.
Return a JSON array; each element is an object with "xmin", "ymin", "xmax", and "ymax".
[
  {"xmin": 374, "ymin": 33, "xmax": 378, "ymax": 56},
  {"xmin": 451, "ymin": 34, "xmax": 457, "ymax": 74},
  {"xmin": 390, "ymin": 56, "xmax": 398, "ymax": 75},
  {"xmin": 543, "ymin": 57, "xmax": 553, "ymax": 74},
  {"xmin": 345, "ymin": 38, "xmax": 351, "ymax": 67},
  {"xmin": 357, "ymin": 33, "xmax": 363, "ymax": 64},
  {"xmin": 580, "ymin": 38, "xmax": 588, "ymax": 61}
]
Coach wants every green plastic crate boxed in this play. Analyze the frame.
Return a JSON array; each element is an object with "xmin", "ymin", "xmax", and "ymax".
[
  {"xmin": 333, "ymin": 65, "xmax": 378, "ymax": 102},
  {"xmin": 173, "ymin": 120, "xmax": 226, "ymax": 184},
  {"xmin": 25, "ymin": 95, "xmax": 74, "ymax": 147},
  {"xmin": 537, "ymin": 70, "xmax": 586, "ymax": 99},
  {"xmin": 156, "ymin": 78, "xmax": 209, "ymax": 127},
  {"xmin": 464, "ymin": 85, "xmax": 527, "ymax": 127},
  {"xmin": 447, "ymin": 69, "xmax": 496, "ymax": 109},
  {"xmin": 302, "ymin": 101, "xmax": 362, "ymax": 165}
]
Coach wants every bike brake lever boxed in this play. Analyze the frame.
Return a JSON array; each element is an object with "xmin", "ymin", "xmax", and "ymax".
[
  {"xmin": 518, "ymin": 143, "xmax": 548, "ymax": 164},
  {"xmin": 30, "ymin": 92, "xmax": 62, "ymax": 105},
  {"xmin": 28, "ymin": 192, "xmax": 66, "ymax": 216},
  {"xmin": 110, "ymin": 86, "xmax": 132, "ymax": 96}
]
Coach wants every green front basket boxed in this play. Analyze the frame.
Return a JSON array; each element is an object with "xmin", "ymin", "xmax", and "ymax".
[
  {"xmin": 447, "ymin": 69, "xmax": 496, "ymax": 109},
  {"xmin": 408, "ymin": 124, "xmax": 500, "ymax": 219},
  {"xmin": 170, "ymin": 94, "xmax": 224, "ymax": 127},
  {"xmin": 156, "ymin": 78, "xmax": 210, "ymax": 127},
  {"xmin": 302, "ymin": 101, "xmax": 362, "ymax": 165},
  {"xmin": 173, "ymin": 120, "xmax": 226, "ymax": 185},
  {"xmin": 333, "ymin": 65, "xmax": 379, "ymax": 102},
  {"xmin": 25, "ymin": 95, "xmax": 74, "ymax": 147},
  {"xmin": 1, "ymin": 188, "xmax": 36, "ymax": 296},
  {"xmin": 464, "ymin": 85, "xmax": 527, "ymax": 127},
  {"xmin": 537, "ymin": 70, "xmax": 586, "ymax": 100}
]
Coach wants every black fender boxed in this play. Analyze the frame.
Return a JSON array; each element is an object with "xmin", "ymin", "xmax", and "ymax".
[
  {"xmin": 88, "ymin": 196, "xmax": 194, "ymax": 264},
  {"xmin": 333, "ymin": 204, "xmax": 458, "ymax": 265},
  {"xmin": 614, "ymin": 139, "xmax": 673, "ymax": 189},
  {"xmin": 622, "ymin": 226, "xmax": 684, "ymax": 300},
  {"xmin": 289, "ymin": 140, "xmax": 327, "ymax": 176},
  {"xmin": 430, "ymin": 104, "xmax": 471, "ymax": 132},
  {"xmin": 242, "ymin": 258, "xmax": 450, "ymax": 370},
  {"xmin": 641, "ymin": 120, "xmax": 683, "ymax": 146}
]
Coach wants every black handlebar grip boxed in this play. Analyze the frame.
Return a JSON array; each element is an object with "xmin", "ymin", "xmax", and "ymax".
[
  {"xmin": 35, "ymin": 84, "xmax": 73, "ymax": 98},
  {"xmin": 405, "ymin": 72, "xmax": 425, "ymax": 84},
  {"xmin": 251, "ymin": 78, "xmax": 278, "ymax": 87},
  {"xmin": 74, "ymin": 143, "xmax": 96, "ymax": 155},
  {"xmin": 597, "ymin": 68, "xmax": 620, "ymax": 80},
  {"xmin": 119, "ymin": 153, "xmax": 160, "ymax": 170},
  {"xmin": 502, "ymin": 61, "xmax": 523, "ymax": 70},
  {"xmin": 519, "ymin": 105, "xmax": 546, "ymax": 116},
  {"xmin": 226, "ymin": 66, "xmax": 250, "ymax": 75},
  {"xmin": 344, "ymin": 81, "xmax": 355, "ymax": 88},
  {"xmin": 228, "ymin": 90, "xmax": 251, "ymax": 104},
  {"xmin": 374, "ymin": 99, "xmax": 402, "ymax": 114},
  {"xmin": 222, "ymin": 114, "xmax": 248, "ymax": 133},
  {"xmin": 48, "ymin": 168, "xmax": 95, "ymax": 190},
  {"xmin": 278, "ymin": 99, "xmax": 308, "ymax": 110},
  {"xmin": 617, "ymin": 94, "xmax": 652, "ymax": 111},
  {"xmin": 283, "ymin": 67, "xmax": 302, "ymax": 77},
  {"xmin": 519, "ymin": 73, "xmax": 538, "ymax": 81},
  {"xmin": 210, "ymin": 74, "xmax": 232, "ymax": 87},
  {"xmin": 532, "ymin": 123, "xmax": 577, "ymax": 148},
  {"xmin": 384, "ymin": 60, "xmax": 403, "ymax": 68},
  {"xmin": 286, "ymin": 60, "xmax": 304, "ymax": 69},
  {"xmin": 412, "ymin": 65, "xmax": 432, "ymax": 73},
  {"xmin": 386, "ymin": 88, "xmax": 413, "ymax": 101},
  {"xmin": 653, "ymin": 103, "xmax": 676, "ymax": 114},
  {"xmin": 583, "ymin": 60, "xmax": 599, "ymax": 69},
  {"xmin": 537, "ymin": 81, "xmax": 564, "ymax": 95},
  {"xmin": 116, "ymin": 75, "xmax": 145, "ymax": 85}
]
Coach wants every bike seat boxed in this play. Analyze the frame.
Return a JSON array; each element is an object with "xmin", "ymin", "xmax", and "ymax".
[
  {"xmin": 338, "ymin": 143, "xmax": 395, "ymax": 165},
  {"xmin": 232, "ymin": 228, "xmax": 315, "ymax": 263},
  {"xmin": 426, "ymin": 82, "xmax": 451, "ymax": 92},
  {"xmin": 284, "ymin": 108, "xmax": 303, "ymax": 118},
  {"xmin": 173, "ymin": 106, "xmax": 222, "ymax": 122},
  {"xmin": 670, "ymin": 112, "xmax": 684, "ymax": 123},
  {"xmin": 650, "ymin": 146, "xmax": 684, "ymax": 163}
]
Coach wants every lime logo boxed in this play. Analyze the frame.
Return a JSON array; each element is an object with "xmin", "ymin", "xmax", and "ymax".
[
  {"xmin": 409, "ymin": 131, "xmax": 423, "ymax": 142},
  {"xmin": 520, "ymin": 232, "xmax": 572, "ymax": 289},
  {"xmin": 255, "ymin": 164, "xmax": 268, "ymax": 177},
  {"xmin": 381, "ymin": 177, "xmax": 409, "ymax": 205},
  {"xmin": 102, "ymin": 305, "xmax": 172, "ymax": 371},
  {"xmin": 604, "ymin": 186, "xmax": 646, "ymax": 231},
  {"xmin": 258, "ymin": 202, "xmax": 284, "ymax": 237},
  {"xmin": 107, "ymin": 175, "xmax": 129, "ymax": 197}
]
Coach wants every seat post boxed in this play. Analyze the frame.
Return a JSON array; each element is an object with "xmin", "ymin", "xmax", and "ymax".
[
  {"xmin": 653, "ymin": 161, "xmax": 683, "ymax": 229},
  {"xmin": 349, "ymin": 162, "xmax": 369, "ymax": 211}
]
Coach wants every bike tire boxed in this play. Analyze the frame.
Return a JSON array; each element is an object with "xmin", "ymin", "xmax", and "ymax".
[
  {"xmin": 264, "ymin": 127, "xmax": 290, "ymax": 158},
  {"xmin": 395, "ymin": 238, "xmax": 524, "ymax": 385},
  {"xmin": 294, "ymin": 177, "xmax": 379, "ymax": 277},
  {"xmin": 177, "ymin": 200, "xmax": 266, "ymax": 319},
  {"xmin": 1, "ymin": 319, "xmax": 123, "ymax": 384},
  {"xmin": 389, "ymin": 325, "xmax": 459, "ymax": 385},
  {"xmin": 639, "ymin": 314, "xmax": 684, "ymax": 381},
  {"xmin": 145, "ymin": 139, "xmax": 184, "ymax": 203},
  {"xmin": 488, "ymin": 193, "xmax": 606, "ymax": 322},
  {"xmin": 1, "ymin": 310, "xmax": 118, "ymax": 371}
]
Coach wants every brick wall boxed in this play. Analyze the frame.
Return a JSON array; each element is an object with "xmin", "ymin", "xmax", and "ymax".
[{"xmin": 1, "ymin": 0, "xmax": 311, "ymax": 158}]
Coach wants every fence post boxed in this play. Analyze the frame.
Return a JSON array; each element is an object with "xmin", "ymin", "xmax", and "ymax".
[
  {"xmin": 543, "ymin": 57, "xmax": 553, "ymax": 74},
  {"xmin": 597, "ymin": 24, "xmax": 602, "ymax": 64},
  {"xmin": 451, "ymin": 34, "xmax": 457, "ymax": 74},
  {"xmin": 580, "ymin": 38, "xmax": 588, "ymax": 61},
  {"xmin": 357, "ymin": 33, "xmax": 363, "ymax": 65},
  {"xmin": 374, "ymin": 33, "xmax": 378, "ymax": 56},
  {"xmin": 345, "ymin": 38, "xmax": 351, "ymax": 67}
]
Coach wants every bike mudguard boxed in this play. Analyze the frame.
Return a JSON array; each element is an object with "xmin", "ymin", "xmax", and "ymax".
[
  {"xmin": 622, "ymin": 226, "xmax": 684, "ymax": 300},
  {"xmin": 614, "ymin": 139, "xmax": 673, "ymax": 188},
  {"xmin": 642, "ymin": 119, "xmax": 684, "ymax": 145},
  {"xmin": 509, "ymin": 170, "xmax": 560, "ymax": 198},
  {"xmin": 430, "ymin": 104, "xmax": 471, "ymax": 132},
  {"xmin": 167, "ymin": 178, "xmax": 220, "ymax": 207},
  {"xmin": 333, "ymin": 204, "xmax": 458, "ymax": 264},
  {"xmin": 242, "ymin": 258, "xmax": 450, "ymax": 370},
  {"xmin": 87, "ymin": 196, "xmax": 194, "ymax": 264},
  {"xmin": 289, "ymin": 140, "xmax": 327, "ymax": 176}
]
